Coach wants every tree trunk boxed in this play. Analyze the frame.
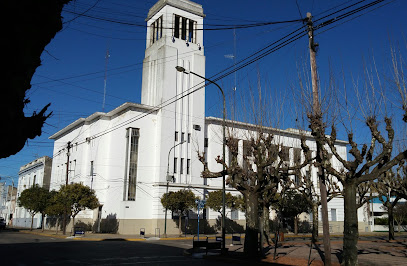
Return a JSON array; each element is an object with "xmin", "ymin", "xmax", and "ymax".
[
  {"xmin": 312, "ymin": 203, "xmax": 319, "ymax": 243},
  {"xmin": 72, "ymin": 216, "xmax": 76, "ymax": 236},
  {"xmin": 178, "ymin": 212, "xmax": 182, "ymax": 236},
  {"xmin": 388, "ymin": 207, "xmax": 395, "ymax": 240},
  {"xmin": 30, "ymin": 214, "xmax": 34, "ymax": 231},
  {"xmin": 56, "ymin": 219, "xmax": 59, "ymax": 234},
  {"xmin": 244, "ymin": 192, "xmax": 259, "ymax": 257},
  {"xmin": 258, "ymin": 210, "xmax": 265, "ymax": 257},
  {"xmin": 41, "ymin": 213, "xmax": 45, "ymax": 232},
  {"xmin": 294, "ymin": 215, "xmax": 298, "ymax": 235},
  {"xmin": 343, "ymin": 182, "xmax": 359, "ymax": 266},
  {"xmin": 263, "ymin": 205, "xmax": 271, "ymax": 245}
]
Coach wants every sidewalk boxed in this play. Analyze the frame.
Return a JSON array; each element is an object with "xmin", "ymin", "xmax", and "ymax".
[{"xmin": 14, "ymin": 228, "xmax": 407, "ymax": 265}]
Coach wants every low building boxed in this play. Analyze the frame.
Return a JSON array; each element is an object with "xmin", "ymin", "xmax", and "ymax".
[{"xmin": 14, "ymin": 156, "xmax": 52, "ymax": 228}]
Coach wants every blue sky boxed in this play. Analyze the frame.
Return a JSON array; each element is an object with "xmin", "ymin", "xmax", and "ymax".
[{"xmin": 1, "ymin": 0, "xmax": 406, "ymax": 186}]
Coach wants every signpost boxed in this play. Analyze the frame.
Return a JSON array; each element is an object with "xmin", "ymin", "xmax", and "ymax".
[{"xmin": 195, "ymin": 199, "xmax": 206, "ymax": 241}]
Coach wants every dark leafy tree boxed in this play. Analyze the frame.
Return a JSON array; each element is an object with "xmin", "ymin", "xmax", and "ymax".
[
  {"xmin": 205, "ymin": 190, "xmax": 237, "ymax": 216},
  {"xmin": 161, "ymin": 190, "xmax": 197, "ymax": 236},
  {"xmin": 56, "ymin": 183, "xmax": 100, "ymax": 234},
  {"xmin": 18, "ymin": 184, "xmax": 52, "ymax": 231},
  {"xmin": 272, "ymin": 189, "xmax": 311, "ymax": 235},
  {"xmin": 45, "ymin": 190, "xmax": 66, "ymax": 234}
]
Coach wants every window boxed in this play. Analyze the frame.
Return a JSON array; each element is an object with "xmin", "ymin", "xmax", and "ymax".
[
  {"xmin": 294, "ymin": 175, "xmax": 299, "ymax": 185},
  {"xmin": 188, "ymin": 19, "xmax": 194, "ymax": 42},
  {"xmin": 174, "ymin": 157, "xmax": 178, "ymax": 173},
  {"xmin": 181, "ymin": 17, "xmax": 187, "ymax": 40},
  {"xmin": 188, "ymin": 133, "xmax": 191, "ymax": 143},
  {"xmin": 127, "ymin": 128, "xmax": 140, "ymax": 201},
  {"xmin": 173, "ymin": 14, "xmax": 196, "ymax": 43},
  {"xmin": 293, "ymin": 148, "xmax": 302, "ymax": 165},
  {"xmin": 243, "ymin": 140, "xmax": 251, "ymax": 170},
  {"xmin": 280, "ymin": 146, "xmax": 290, "ymax": 162},
  {"xmin": 187, "ymin": 159, "xmax": 190, "ymax": 174},
  {"xmin": 33, "ymin": 175, "xmax": 36, "ymax": 187},
  {"xmin": 174, "ymin": 15, "xmax": 180, "ymax": 38},
  {"xmin": 90, "ymin": 161, "xmax": 94, "ymax": 176},
  {"xmin": 331, "ymin": 209, "xmax": 337, "ymax": 221},
  {"xmin": 231, "ymin": 209, "xmax": 239, "ymax": 220},
  {"xmin": 181, "ymin": 132, "xmax": 185, "ymax": 142},
  {"xmin": 180, "ymin": 158, "xmax": 184, "ymax": 174},
  {"xmin": 204, "ymin": 138, "xmax": 208, "ymax": 147},
  {"xmin": 175, "ymin": 131, "xmax": 179, "ymax": 142},
  {"xmin": 151, "ymin": 15, "xmax": 163, "ymax": 45}
]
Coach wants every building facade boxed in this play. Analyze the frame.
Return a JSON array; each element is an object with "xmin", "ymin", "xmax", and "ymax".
[
  {"xmin": 14, "ymin": 156, "xmax": 52, "ymax": 228},
  {"xmin": 45, "ymin": 0, "xmax": 364, "ymax": 235}
]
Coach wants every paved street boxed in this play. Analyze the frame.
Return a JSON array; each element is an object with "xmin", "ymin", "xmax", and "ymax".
[
  {"xmin": 0, "ymin": 229, "xmax": 236, "ymax": 265},
  {"xmin": 2, "ymin": 229, "xmax": 407, "ymax": 265}
]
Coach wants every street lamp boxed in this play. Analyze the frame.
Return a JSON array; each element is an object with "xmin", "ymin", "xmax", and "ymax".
[
  {"xmin": 163, "ymin": 140, "xmax": 185, "ymax": 238},
  {"xmin": 175, "ymin": 66, "xmax": 226, "ymax": 252}
]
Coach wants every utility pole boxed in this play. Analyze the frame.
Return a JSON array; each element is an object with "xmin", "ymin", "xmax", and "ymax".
[
  {"xmin": 306, "ymin": 12, "xmax": 332, "ymax": 266},
  {"xmin": 62, "ymin": 141, "xmax": 71, "ymax": 235}
]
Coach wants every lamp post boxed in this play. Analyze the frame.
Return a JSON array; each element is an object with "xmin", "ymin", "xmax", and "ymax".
[
  {"xmin": 163, "ymin": 140, "xmax": 185, "ymax": 238},
  {"xmin": 175, "ymin": 66, "xmax": 226, "ymax": 252}
]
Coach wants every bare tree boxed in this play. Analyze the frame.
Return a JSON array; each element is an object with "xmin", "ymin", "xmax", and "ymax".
[
  {"xmin": 309, "ymin": 113, "xmax": 407, "ymax": 265},
  {"xmin": 199, "ymin": 126, "xmax": 312, "ymax": 257}
]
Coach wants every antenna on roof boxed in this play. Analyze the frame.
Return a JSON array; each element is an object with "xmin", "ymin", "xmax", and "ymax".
[
  {"xmin": 224, "ymin": 28, "xmax": 237, "ymax": 119},
  {"xmin": 102, "ymin": 45, "xmax": 110, "ymax": 112}
]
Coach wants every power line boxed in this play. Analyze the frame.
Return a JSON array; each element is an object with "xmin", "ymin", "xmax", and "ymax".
[{"xmin": 49, "ymin": 0, "xmax": 395, "ymax": 161}]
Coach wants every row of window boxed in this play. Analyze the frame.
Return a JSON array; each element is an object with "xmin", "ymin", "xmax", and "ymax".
[
  {"xmin": 173, "ymin": 157, "xmax": 191, "ymax": 175},
  {"xmin": 150, "ymin": 14, "xmax": 197, "ymax": 45},
  {"xmin": 175, "ymin": 131, "xmax": 191, "ymax": 143}
]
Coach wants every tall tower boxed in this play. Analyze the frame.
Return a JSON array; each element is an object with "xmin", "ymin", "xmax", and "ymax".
[{"xmin": 142, "ymin": 0, "xmax": 206, "ymax": 187}]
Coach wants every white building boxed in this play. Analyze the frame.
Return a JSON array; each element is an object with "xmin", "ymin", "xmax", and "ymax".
[
  {"xmin": 47, "ymin": 0, "xmax": 365, "ymax": 235},
  {"xmin": 0, "ymin": 184, "xmax": 17, "ymax": 226},
  {"xmin": 14, "ymin": 156, "xmax": 52, "ymax": 228}
]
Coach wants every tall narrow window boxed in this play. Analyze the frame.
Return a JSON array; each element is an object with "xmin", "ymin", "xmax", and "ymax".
[
  {"xmin": 181, "ymin": 132, "xmax": 185, "ymax": 142},
  {"xmin": 173, "ymin": 14, "xmax": 196, "ymax": 43},
  {"xmin": 180, "ymin": 158, "xmax": 184, "ymax": 174},
  {"xmin": 181, "ymin": 17, "xmax": 187, "ymax": 40},
  {"xmin": 151, "ymin": 16, "xmax": 163, "ymax": 45},
  {"xmin": 281, "ymin": 146, "xmax": 290, "ymax": 162},
  {"xmin": 90, "ymin": 161, "xmax": 94, "ymax": 176},
  {"xmin": 33, "ymin": 175, "xmax": 36, "ymax": 187},
  {"xmin": 175, "ymin": 131, "xmax": 179, "ymax": 141},
  {"xmin": 188, "ymin": 20, "xmax": 194, "ymax": 42},
  {"xmin": 293, "ymin": 148, "xmax": 302, "ymax": 165},
  {"xmin": 174, "ymin": 157, "xmax": 178, "ymax": 173},
  {"xmin": 331, "ymin": 209, "xmax": 337, "ymax": 221},
  {"xmin": 204, "ymin": 138, "xmax": 208, "ymax": 147},
  {"xmin": 127, "ymin": 128, "xmax": 140, "ymax": 201},
  {"xmin": 187, "ymin": 159, "xmax": 190, "ymax": 174},
  {"xmin": 188, "ymin": 133, "xmax": 191, "ymax": 143},
  {"xmin": 174, "ymin": 15, "xmax": 180, "ymax": 38}
]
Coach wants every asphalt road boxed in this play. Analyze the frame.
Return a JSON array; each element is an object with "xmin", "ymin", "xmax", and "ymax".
[{"xmin": 0, "ymin": 229, "xmax": 235, "ymax": 265}]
